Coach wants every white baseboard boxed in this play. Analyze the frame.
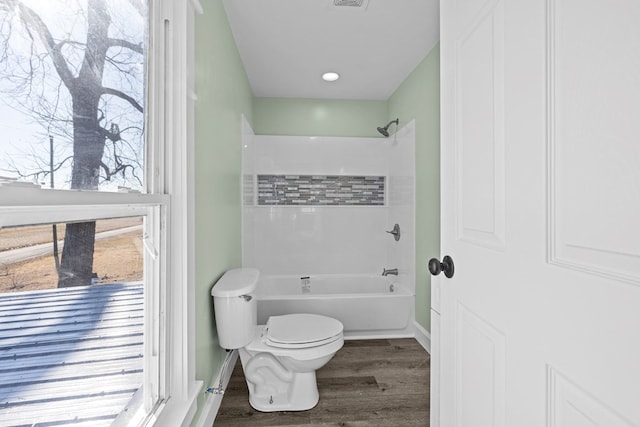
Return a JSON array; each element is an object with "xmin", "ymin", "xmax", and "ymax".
[
  {"xmin": 194, "ymin": 350, "xmax": 238, "ymax": 427},
  {"xmin": 413, "ymin": 320, "xmax": 431, "ymax": 354}
]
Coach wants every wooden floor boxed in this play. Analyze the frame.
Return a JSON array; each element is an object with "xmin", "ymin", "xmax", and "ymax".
[{"xmin": 215, "ymin": 338, "xmax": 430, "ymax": 426}]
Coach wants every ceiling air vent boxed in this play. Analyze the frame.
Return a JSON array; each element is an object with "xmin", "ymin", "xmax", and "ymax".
[
  {"xmin": 334, "ymin": 0, "xmax": 364, "ymax": 6},
  {"xmin": 331, "ymin": 0, "xmax": 369, "ymax": 10}
]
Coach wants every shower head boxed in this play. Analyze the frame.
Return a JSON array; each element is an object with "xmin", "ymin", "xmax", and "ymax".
[
  {"xmin": 376, "ymin": 126, "xmax": 390, "ymax": 137},
  {"xmin": 377, "ymin": 119, "xmax": 399, "ymax": 137}
]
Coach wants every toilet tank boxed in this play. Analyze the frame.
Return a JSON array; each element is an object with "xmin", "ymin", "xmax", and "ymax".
[{"xmin": 211, "ymin": 268, "xmax": 260, "ymax": 350}]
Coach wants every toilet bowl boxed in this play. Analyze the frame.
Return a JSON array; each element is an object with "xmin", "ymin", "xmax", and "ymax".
[{"xmin": 211, "ymin": 268, "xmax": 344, "ymax": 412}]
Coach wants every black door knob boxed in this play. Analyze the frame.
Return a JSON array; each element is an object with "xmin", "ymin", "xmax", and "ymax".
[{"xmin": 428, "ymin": 255, "xmax": 455, "ymax": 278}]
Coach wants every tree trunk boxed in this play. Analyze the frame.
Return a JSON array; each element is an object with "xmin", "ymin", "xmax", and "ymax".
[
  {"xmin": 57, "ymin": 222, "xmax": 97, "ymax": 288},
  {"xmin": 57, "ymin": 0, "xmax": 110, "ymax": 288},
  {"xmin": 57, "ymin": 95, "xmax": 104, "ymax": 288}
]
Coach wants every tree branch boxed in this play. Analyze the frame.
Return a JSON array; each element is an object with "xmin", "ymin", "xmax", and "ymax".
[
  {"xmin": 101, "ymin": 86, "xmax": 143, "ymax": 112},
  {"xmin": 100, "ymin": 160, "xmax": 133, "ymax": 181},
  {"xmin": 107, "ymin": 37, "xmax": 143, "ymax": 55},
  {"xmin": 15, "ymin": 1, "xmax": 75, "ymax": 87},
  {"xmin": 4, "ymin": 155, "xmax": 73, "ymax": 182}
]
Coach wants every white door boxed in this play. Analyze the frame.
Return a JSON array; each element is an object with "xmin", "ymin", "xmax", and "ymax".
[{"xmin": 434, "ymin": 0, "xmax": 640, "ymax": 426}]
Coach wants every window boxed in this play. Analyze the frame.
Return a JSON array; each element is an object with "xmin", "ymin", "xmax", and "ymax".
[
  {"xmin": 0, "ymin": 217, "xmax": 146, "ymax": 425},
  {"xmin": 0, "ymin": 0, "xmax": 146, "ymax": 193},
  {"xmin": 0, "ymin": 1, "xmax": 198, "ymax": 426}
]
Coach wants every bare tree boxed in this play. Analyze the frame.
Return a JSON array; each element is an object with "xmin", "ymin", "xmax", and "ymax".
[{"xmin": 0, "ymin": 0, "xmax": 145, "ymax": 287}]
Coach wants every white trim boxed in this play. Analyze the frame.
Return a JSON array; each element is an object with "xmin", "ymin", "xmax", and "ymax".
[
  {"xmin": 156, "ymin": 0, "xmax": 201, "ymax": 424},
  {"xmin": 343, "ymin": 331, "xmax": 415, "ymax": 340},
  {"xmin": 413, "ymin": 320, "xmax": 431, "ymax": 354},
  {"xmin": 189, "ymin": 0, "xmax": 204, "ymax": 15},
  {"xmin": 148, "ymin": 0, "xmax": 200, "ymax": 424},
  {"xmin": 146, "ymin": 380, "xmax": 203, "ymax": 427},
  {"xmin": 0, "ymin": 197, "xmax": 168, "ymax": 229},
  {"xmin": 195, "ymin": 351, "xmax": 239, "ymax": 427},
  {"xmin": 0, "ymin": 188, "xmax": 166, "ymax": 208}
]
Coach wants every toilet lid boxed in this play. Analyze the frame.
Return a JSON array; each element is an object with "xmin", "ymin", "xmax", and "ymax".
[{"xmin": 265, "ymin": 314, "xmax": 343, "ymax": 349}]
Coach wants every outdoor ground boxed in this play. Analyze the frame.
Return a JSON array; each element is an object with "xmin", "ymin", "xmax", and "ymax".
[{"xmin": 0, "ymin": 217, "xmax": 143, "ymax": 293}]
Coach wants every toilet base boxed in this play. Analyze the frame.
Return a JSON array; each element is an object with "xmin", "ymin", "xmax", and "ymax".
[
  {"xmin": 249, "ymin": 371, "xmax": 319, "ymax": 412},
  {"xmin": 239, "ymin": 348, "xmax": 322, "ymax": 412}
]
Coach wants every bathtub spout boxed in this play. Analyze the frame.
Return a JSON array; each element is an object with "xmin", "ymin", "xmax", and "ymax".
[{"xmin": 382, "ymin": 268, "xmax": 398, "ymax": 276}]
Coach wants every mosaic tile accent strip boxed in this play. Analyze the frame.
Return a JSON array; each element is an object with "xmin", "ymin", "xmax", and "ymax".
[
  {"xmin": 257, "ymin": 174, "xmax": 385, "ymax": 206},
  {"xmin": 243, "ymin": 174, "xmax": 255, "ymax": 206}
]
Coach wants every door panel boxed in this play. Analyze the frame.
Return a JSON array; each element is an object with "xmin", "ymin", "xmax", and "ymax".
[
  {"xmin": 438, "ymin": 0, "xmax": 640, "ymax": 425},
  {"xmin": 455, "ymin": 304, "xmax": 505, "ymax": 427},
  {"xmin": 548, "ymin": 368, "xmax": 635, "ymax": 427},
  {"xmin": 456, "ymin": 0, "xmax": 506, "ymax": 250},
  {"xmin": 548, "ymin": 0, "xmax": 640, "ymax": 284}
]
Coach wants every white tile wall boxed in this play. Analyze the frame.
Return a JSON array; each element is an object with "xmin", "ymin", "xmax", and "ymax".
[
  {"xmin": 241, "ymin": 121, "xmax": 416, "ymax": 291},
  {"xmin": 386, "ymin": 120, "xmax": 416, "ymax": 293}
]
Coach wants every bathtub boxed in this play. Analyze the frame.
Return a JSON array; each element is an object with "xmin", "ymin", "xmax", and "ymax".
[{"xmin": 256, "ymin": 274, "xmax": 414, "ymax": 339}]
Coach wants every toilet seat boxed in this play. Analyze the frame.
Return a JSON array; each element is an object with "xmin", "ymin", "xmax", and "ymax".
[
  {"xmin": 265, "ymin": 314, "xmax": 343, "ymax": 349},
  {"xmin": 245, "ymin": 325, "xmax": 344, "ymax": 361}
]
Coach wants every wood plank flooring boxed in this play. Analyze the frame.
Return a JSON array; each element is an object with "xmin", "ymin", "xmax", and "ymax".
[{"xmin": 214, "ymin": 338, "xmax": 430, "ymax": 426}]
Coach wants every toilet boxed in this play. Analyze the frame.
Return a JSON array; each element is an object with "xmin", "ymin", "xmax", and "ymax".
[{"xmin": 211, "ymin": 268, "xmax": 344, "ymax": 412}]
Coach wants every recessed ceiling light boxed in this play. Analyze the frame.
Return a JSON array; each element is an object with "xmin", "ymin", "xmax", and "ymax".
[{"xmin": 322, "ymin": 72, "xmax": 340, "ymax": 82}]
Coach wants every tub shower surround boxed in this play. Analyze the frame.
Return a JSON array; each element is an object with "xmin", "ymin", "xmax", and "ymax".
[
  {"xmin": 243, "ymin": 134, "xmax": 392, "ymax": 275},
  {"xmin": 257, "ymin": 175, "xmax": 385, "ymax": 206},
  {"xmin": 241, "ymin": 122, "xmax": 416, "ymax": 338}
]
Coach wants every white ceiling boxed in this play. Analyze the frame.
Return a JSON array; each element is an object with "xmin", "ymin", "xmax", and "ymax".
[{"xmin": 222, "ymin": 0, "xmax": 440, "ymax": 101}]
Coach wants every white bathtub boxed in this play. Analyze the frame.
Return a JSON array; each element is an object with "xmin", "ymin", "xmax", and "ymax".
[{"xmin": 256, "ymin": 274, "xmax": 414, "ymax": 339}]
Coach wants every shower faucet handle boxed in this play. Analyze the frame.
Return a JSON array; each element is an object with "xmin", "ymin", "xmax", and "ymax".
[
  {"xmin": 385, "ymin": 224, "xmax": 401, "ymax": 241},
  {"xmin": 382, "ymin": 268, "xmax": 399, "ymax": 276}
]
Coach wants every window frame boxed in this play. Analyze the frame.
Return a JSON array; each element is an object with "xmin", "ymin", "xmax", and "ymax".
[
  {"xmin": 0, "ymin": 196, "xmax": 167, "ymax": 423},
  {"xmin": 0, "ymin": 0, "xmax": 200, "ymax": 425}
]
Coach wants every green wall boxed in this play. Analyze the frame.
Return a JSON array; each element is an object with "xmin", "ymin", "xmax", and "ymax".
[
  {"xmin": 253, "ymin": 98, "xmax": 387, "ymax": 137},
  {"xmin": 388, "ymin": 44, "xmax": 440, "ymax": 332},
  {"xmin": 194, "ymin": 0, "xmax": 253, "ymax": 422}
]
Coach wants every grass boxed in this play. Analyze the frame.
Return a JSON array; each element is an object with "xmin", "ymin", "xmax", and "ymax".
[{"xmin": 0, "ymin": 217, "xmax": 143, "ymax": 293}]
